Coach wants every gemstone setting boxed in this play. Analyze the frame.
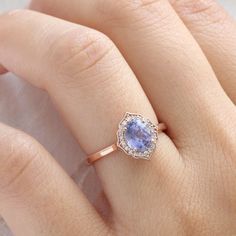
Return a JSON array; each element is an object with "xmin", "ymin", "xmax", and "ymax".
[{"xmin": 117, "ymin": 113, "xmax": 158, "ymax": 160}]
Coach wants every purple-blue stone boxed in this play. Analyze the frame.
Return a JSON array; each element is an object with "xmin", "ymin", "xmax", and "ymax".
[{"xmin": 125, "ymin": 118, "xmax": 152, "ymax": 153}]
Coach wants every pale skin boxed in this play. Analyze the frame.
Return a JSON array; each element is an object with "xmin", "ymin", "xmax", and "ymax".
[{"xmin": 0, "ymin": 0, "xmax": 236, "ymax": 235}]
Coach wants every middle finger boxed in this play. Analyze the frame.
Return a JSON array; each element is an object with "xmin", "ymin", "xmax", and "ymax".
[{"xmin": 31, "ymin": 0, "xmax": 235, "ymax": 148}]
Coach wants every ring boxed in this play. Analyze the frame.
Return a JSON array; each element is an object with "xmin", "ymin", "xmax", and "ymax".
[{"xmin": 87, "ymin": 112, "xmax": 167, "ymax": 165}]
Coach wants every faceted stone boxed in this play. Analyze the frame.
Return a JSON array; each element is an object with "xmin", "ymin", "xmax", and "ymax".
[{"xmin": 124, "ymin": 118, "xmax": 153, "ymax": 153}]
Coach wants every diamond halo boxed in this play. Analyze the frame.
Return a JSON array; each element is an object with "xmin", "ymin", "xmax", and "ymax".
[{"xmin": 117, "ymin": 112, "xmax": 158, "ymax": 160}]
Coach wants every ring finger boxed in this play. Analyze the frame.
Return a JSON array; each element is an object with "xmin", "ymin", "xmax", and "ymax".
[{"xmin": 0, "ymin": 10, "xmax": 180, "ymax": 222}]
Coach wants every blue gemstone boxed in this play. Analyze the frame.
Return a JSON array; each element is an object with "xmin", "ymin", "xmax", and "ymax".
[{"xmin": 125, "ymin": 118, "xmax": 152, "ymax": 153}]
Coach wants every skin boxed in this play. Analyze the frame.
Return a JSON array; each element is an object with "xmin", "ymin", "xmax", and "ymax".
[{"xmin": 0, "ymin": 0, "xmax": 235, "ymax": 235}]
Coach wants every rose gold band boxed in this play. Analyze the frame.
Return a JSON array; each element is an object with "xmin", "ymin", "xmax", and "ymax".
[
  {"xmin": 87, "ymin": 144, "xmax": 118, "ymax": 165},
  {"xmin": 87, "ymin": 123, "xmax": 167, "ymax": 165}
]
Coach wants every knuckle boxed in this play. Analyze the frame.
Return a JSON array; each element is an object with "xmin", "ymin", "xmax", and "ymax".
[
  {"xmin": 96, "ymin": 0, "xmax": 167, "ymax": 26},
  {"xmin": 0, "ymin": 130, "xmax": 45, "ymax": 196},
  {"xmin": 172, "ymin": 0, "xmax": 227, "ymax": 25},
  {"xmin": 48, "ymin": 29, "xmax": 114, "ymax": 85},
  {"xmin": 97, "ymin": 0, "xmax": 158, "ymax": 13}
]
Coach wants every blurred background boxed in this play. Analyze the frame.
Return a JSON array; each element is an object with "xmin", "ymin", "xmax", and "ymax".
[{"xmin": 0, "ymin": 0, "xmax": 236, "ymax": 236}]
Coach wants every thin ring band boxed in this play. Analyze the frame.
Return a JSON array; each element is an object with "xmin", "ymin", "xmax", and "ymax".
[{"xmin": 87, "ymin": 123, "xmax": 167, "ymax": 165}]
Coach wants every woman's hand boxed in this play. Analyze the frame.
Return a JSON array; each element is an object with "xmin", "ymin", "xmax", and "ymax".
[{"xmin": 0, "ymin": 0, "xmax": 236, "ymax": 235}]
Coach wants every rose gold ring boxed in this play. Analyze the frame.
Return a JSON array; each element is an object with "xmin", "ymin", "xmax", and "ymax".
[{"xmin": 87, "ymin": 112, "xmax": 167, "ymax": 165}]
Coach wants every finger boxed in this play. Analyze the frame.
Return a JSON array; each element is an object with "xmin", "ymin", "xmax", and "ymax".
[
  {"xmin": 170, "ymin": 0, "xmax": 236, "ymax": 103},
  {"xmin": 0, "ymin": 10, "xmax": 181, "ymax": 222},
  {"xmin": 30, "ymin": 0, "xmax": 235, "ymax": 146},
  {"xmin": 0, "ymin": 123, "xmax": 106, "ymax": 236}
]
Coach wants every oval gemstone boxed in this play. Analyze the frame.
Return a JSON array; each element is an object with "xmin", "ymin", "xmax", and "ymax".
[{"xmin": 124, "ymin": 118, "xmax": 153, "ymax": 153}]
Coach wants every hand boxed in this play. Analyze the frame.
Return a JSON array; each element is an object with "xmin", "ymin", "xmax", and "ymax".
[{"xmin": 0, "ymin": 0, "xmax": 236, "ymax": 235}]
